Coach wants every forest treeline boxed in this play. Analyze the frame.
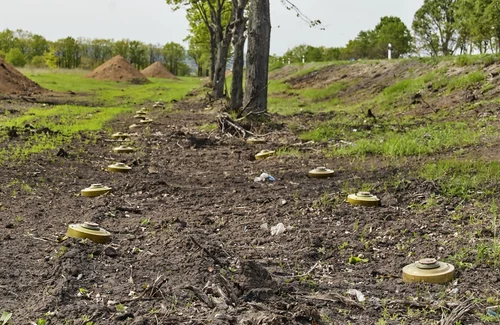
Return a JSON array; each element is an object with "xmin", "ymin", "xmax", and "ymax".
[
  {"xmin": 2, "ymin": 0, "xmax": 500, "ymax": 72},
  {"xmin": 277, "ymin": 0, "xmax": 500, "ymax": 64},
  {"xmin": 0, "ymin": 29, "xmax": 191, "ymax": 75}
]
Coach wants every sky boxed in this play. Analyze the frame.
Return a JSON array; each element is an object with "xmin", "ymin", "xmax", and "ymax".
[{"xmin": 0, "ymin": 0, "xmax": 424, "ymax": 55}]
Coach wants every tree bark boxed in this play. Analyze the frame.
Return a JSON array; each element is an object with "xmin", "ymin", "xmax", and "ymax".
[
  {"xmin": 209, "ymin": 32, "xmax": 216, "ymax": 82},
  {"xmin": 230, "ymin": 0, "xmax": 248, "ymax": 111},
  {"xmin": 213, "ymin": 35, "xmax": 231, "ymax": 98},
  {"xmin": 243, "ymin": 0, "xmax": 271, "ymax": 113}
]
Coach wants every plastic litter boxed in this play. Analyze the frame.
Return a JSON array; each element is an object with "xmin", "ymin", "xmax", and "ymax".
[
  {"xmin": 254, "ymin": 173, "xmax": 275, "ymax": 182},
  {"xmin": 486, "ymin": 306, "xmax": 499, "ymax": 318},
  {"xmin": 270, "ymin": 223, "xmax": 286, "ymax": 236},
  {"xmin": 347, "ymin": 289, "xmax": 365, "ymax": 302}
]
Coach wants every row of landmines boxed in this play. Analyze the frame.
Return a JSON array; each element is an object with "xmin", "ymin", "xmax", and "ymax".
[{"xmin": 65, "ymin": 107, "xmax": 455, "ymax": 285}]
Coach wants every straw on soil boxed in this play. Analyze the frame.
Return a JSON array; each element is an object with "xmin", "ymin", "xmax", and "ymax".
[{"xmin": 86, "ymin": 55, "xmax": 149, "ymax": 84}]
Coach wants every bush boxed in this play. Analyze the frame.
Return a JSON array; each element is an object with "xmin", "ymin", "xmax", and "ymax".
[
  {"xmin": 6, "ymin": 48, "xmax": 27, "ymax": 67},
  {"xmin": 0, "ymin": 50, "xmax": 5, "ymax": 59},
  {"xmin": 30, "ymin": 56, "xmax": 47, "ymax": 68}
]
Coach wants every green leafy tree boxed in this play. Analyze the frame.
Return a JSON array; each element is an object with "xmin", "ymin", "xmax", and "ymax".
[
  {"xmin": 0, "ymin": 29, "xmax": 15, "ymax": 53},
  {"xmin": 485, "ymin": 0, "xmax": 500, "ymax": 52},
  {"xmin": 148, "ymin": 43, "xmax": 164, "ymax": 65},
  {"xmin": 5, "ymin": 48, "xmax": 27, "ymax": 67},
  {"xmin": 30, "ymin": 55, "xmax": 47, "ymax": 68},
  {"xmin": 0, "ymin": 50, "xmax": 5, "ymax": 59},
  {"xmin": 54, "ymin": 37, "xmax": 81, "ymax": 68},
  {"xmin": 28, "ymin": 34, "xmax": 49, "ymax": 61},
  {"xmin": 177, "ymin": 62, "xmax": 192, "ymax": 76},
  {"xmin": 162, "ymin": 42, "xmax": 185, "ymax": 75},
  {"xmin": 373, "ymin": 16, "xmax": 413, "ymax": 58},
  {"xmin": 43, "ymin": 47, "xmax": 58, "ymax": 69},
  {"xmin": 114, "ymin": 39, "xmax": 130, "ymax": 58},
  {"xmin": 343, "ymin": 30, "xmax": 376, "ymax": 59},
  {"xmin": 128, "ymin": 40, "xmax": 148, "ymax": 69},
  {"xmin": 413, "ymin": 0, "xmax": 458, "ymax": 56},
  {"xmin": 322, "ymin": 47, "xmax": 342, "ymax": 61},
  {"xmin": 166, "ymin": 0, "xmax": 233, "ymax": 98}
]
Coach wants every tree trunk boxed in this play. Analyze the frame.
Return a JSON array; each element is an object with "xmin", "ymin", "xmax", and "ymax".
[
  {"xmin": 230, "ymin": 0, "xmax": 248, "ymax": 111},
  {"xmin": 243, "ymin": 0, "xmax": 271, "ymax": 113},
  {"xmin": 213, "ymin": 37, "xmax": 231, "ymax": 99},
  {"xmin": 209, "ymin": 33, "xmax": 216, "ymax": 83}
]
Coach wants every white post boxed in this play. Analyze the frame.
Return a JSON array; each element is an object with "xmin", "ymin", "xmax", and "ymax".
[
  {"xmin": 302, "ymin": 55, "xmax": 305, "ymax": 64},
  {"xmin": 282, "ymin": 58, "xmax": 284, "ymax": 64},
  {"xmin": 388, "ymin": 43, "xmax": 392, "ymax": 60},
  {"xmin": 288, "ymin": 58, "xmax": 291, "ymax": 65}
]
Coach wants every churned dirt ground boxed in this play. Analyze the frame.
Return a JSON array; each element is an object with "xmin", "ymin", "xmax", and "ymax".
[{"xmin": 0, "ymin": 93, "xmax": 498, "ymax": 325}]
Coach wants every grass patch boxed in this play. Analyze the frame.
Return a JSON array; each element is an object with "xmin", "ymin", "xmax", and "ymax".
[
  {"xmin": 267, "ymin": 80, "xmax": 347, "ymax": 115},
  {"xmin": 22, "ymin": 68, "xmax": 202, "ymax": 107},
  {"xmin": 198, "ymin": 123, "xmax": 218, "ymax": 132},
  {"xmin": 275, "ymin": 147, "xmax": 303, "ymax": 157},
  {"xmin": 447, "ymin": 71, "xmax": 485, "ymax": 91},
  {"xmin": 0, "ymin": 70, "xmax": 201, "ymax": 163},
  {"xmin": 420, "ymin": 159, "xmax": 500, "ymax": 198},
  {"xmin": 0, "ymin": 105, "xmax": 130, "ymax": 163},
  {"xmin": 301, "ymin": 121, "xmax": 491, "ymax": 158}
]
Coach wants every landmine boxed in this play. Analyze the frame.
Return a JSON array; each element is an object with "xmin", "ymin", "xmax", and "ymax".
[
  {"xmin": 139, "ymin": 118, "xmax": 153, "ymax": 124},
  {"xmin": 81, "ymin": 184, "xmax": 112, "ymax": 197},
  {"xmin": 255, "ymin": 150, "xmax": 275, "ymax": 160},
  {"xmin": 247, "ymin": 137, "xmax": 267, "ymax": 144},
  {"xmin": 347, "ymin": 192, "xmax": 381, "ymax": 207},
  {"xmin": 113, "ymin": 145, "xmax": 135, "ymax": 153},
  {"xmin": 309, "ymin": 167, "xmax": 334, "ymax": 178},
  {"xmin": 402, "ymin": 258, "xmax": 455, "ymax": 284},
  {"xmin": 67, "ymin": 222, "xmax": 112, "ymax": 244},
  {"xmin": 111, "ymin": 132, "xmax": 131, "ymax": 139},
  {"xmin": 107, "ymin": 162, "xmax": 132, "ymax": 173}
]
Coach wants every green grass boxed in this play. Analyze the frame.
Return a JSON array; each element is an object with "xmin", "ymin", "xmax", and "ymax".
[
  {"xmin": 447, "ymin": 71, "xmax": 486, "ymax": 91},
  {"xmin": 22, "ymin": 68, "xmax": 202, "ymax": 106},
  {"xmin": 0, "ymin": 69, "xmax": 201, "ymax": 163},
  {"xmin": 267, "ymin": 79, "xmax": 347, "ymax": 115},
  {"xmin": 0, "ymin": 105, "xmax": 129, "ymax": 163},
  {"xmin": 301, "ymin": 121, "xmax": 492, "ymax": 158},
  {"xmin": 420, "ymin": 159, "xmax": 500, "ymax": 198}
]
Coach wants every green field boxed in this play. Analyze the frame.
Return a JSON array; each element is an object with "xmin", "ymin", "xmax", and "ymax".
[{"xmin": 0, "ymin": 70, "xmax": 202, "ymax": 164}]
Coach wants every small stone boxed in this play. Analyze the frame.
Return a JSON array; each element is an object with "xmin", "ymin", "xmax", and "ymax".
[
  {"xmin": 115, "ymin": 312, "xmax": 134, "ymax": 321},
  {"xmin": 105, "ymin": 246, "xmax": 119, "ymax": 258}
]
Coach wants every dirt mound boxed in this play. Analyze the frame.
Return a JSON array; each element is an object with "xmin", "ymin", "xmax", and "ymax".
[
  {"xmin": 141, "ymin": 62, "xmax": 178, "ymax": 79},
  {"xmin": 0, "ymin": 58, "xmax": 45, "ymax": 95},
  {"xmin": 86, "ymin": 55, "xmax": 149, "ymax": 84}
]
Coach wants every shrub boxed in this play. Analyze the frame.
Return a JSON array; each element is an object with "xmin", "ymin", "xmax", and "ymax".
[{"xmin": 5, "ymin": 48, "xmax": 27, "ymax": 67}]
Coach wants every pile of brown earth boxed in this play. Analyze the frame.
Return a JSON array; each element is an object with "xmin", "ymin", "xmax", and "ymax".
[
  {"xmin": 86, "ymin": 55, "xmax": 149, "ymax": 84},
  {"xmin": 141, "ymin": 62, "xmax": 178, "ymax": 79},
  {"xmin": 0, "ymin": 57, "xmax": 45, "ymax": 95}
]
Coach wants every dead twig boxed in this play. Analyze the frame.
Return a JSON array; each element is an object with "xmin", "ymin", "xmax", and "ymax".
[
  {"xmin": 182, "ymin": 285, "xmax": 216, "ymax": 308},
  {"xmin": 283, "ymin": 262, "xmax": 320, "ymax": 279},
  {"xmin": 217, "ymin": 112, "xmax": 255, "ymax": 138},
  {"xmin": 190, "ymin": 236, "xmax": 226, "ymax": 266},
  {"xmin": 440, "ymin": 298, "xmax": 475, "ymax": 325},
  {"xmin": 116, "ymin": 206, "xmax": 142, "ymax": 213},
  {"xmin": 216, "ymin": 273, "xmax": 239, "ymax": 306},
  {"xmin": 302, "ymin": 293, "xmax": 366, "ymax": 310}
]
